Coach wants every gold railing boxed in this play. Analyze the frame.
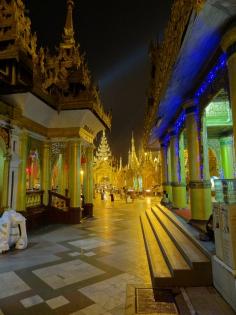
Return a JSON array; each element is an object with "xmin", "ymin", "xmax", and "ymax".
[
  {"xmin": 26, "ymin": 190, "xmax": 44, "ymax": 208},
  {"xmin": 48, "ymin": 190, "xmax": 70, "ymax": 212}
]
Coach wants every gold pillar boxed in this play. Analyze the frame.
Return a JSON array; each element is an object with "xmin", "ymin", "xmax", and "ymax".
[
  {"xmin": 83, "ymin": 145, "xmax": 94, "ymax": 217},
  {"xmin": 69, "ymin": 140, "xmax": 81, "ymax": 208},
  {"xmin": 84, "ymin": 146, "xmax": 94, "ymax": 204},
  {"xmin": 1, "ymin": 153, "xmax": 10, "ymax": 208},
  {"xmin": 179, "ymin": 132, "xmax": 186, "ymax": 185},
  {"xmin": 169, "ymin": 131, "xmax": 186, "ymax": 209},
  {"xmin": 166, "ymin": 144, "xmax": 173, "ymax": 201},
  {"xmin": 16, "ymin": 132, "xmax": 28, "ymax": 211},
  {"xmin": 185, "ymin": 101, "xmax": 211, "ymax": 221},
  {"xmin": 160, "ymin": 143, "xmax": 168, "ymax": 185},
  {"xmin": 41, "ymin": 143, "xmax": 50, "ymax": 205},
  {"xmin": 222, "ymin": 27, "xmax": 236, "ymax": 162},
  {"xmin": 57, "ymin": 153, "xmax": 66, "ymax": 195},
  {"xmin": 201, "ymin": 112, "xmax": 210, "ymax": 180}
]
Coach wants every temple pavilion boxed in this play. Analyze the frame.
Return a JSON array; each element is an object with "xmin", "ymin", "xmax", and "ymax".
[
  {"xmin": 113, "ymin": 133, "xmax": 161, "ymax": 193},
  {"xmin": 0, "ymin": 0, "xmax": 111, "ymax": 225},
  {"xmin": 143, "ymin": 0, "xmax": 236, "ymax": 310},
  {"xmin": 93, "ymin": 130, "xmax": 116, "ymax": 191}
]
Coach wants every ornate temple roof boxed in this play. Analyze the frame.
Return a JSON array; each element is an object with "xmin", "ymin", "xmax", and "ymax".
[{"xmin": 0, "ymin": 0, "xmax": 111, "ymax": 129}]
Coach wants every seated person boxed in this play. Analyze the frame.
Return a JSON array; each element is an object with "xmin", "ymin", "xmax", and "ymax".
[
  {"xmin": 160, "ymin": 190, "xmax": 170, "ymax": 206},
  {"xmin": 199, "ymin": 214, "xmax": 214, "ymax": 242},
  {"xmin": 206, "ymin": 214, "xmax": 214, "ymax": 241}
]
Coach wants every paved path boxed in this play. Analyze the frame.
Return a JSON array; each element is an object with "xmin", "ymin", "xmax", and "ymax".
[
  {"xmin": 0, "ymin": 197, "xmax": 235, "ymax": 315},
  {"xmin": 0, "ymin": 198, "xmax": 152, "ymax": 315}
]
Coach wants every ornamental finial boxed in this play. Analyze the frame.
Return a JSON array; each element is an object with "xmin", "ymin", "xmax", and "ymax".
[{"xmin": 61, "ymin": 0, "xmax": 75, "ymax": 48}]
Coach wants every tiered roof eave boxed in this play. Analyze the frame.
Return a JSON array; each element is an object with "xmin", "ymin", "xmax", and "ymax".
[{"xmin": 0, "ymin": 0, "xmax": 111, "ymax": 129}]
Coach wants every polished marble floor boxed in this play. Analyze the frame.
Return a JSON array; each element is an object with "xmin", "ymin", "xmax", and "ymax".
[{"xmin": 0, "ymin": 198, "xmax": 152, "ymax": 315}]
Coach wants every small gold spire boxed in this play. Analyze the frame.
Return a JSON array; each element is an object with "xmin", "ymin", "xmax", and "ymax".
[{"xmin": 61, "ymin": 0, "xmax": 75, "ymax": 48}]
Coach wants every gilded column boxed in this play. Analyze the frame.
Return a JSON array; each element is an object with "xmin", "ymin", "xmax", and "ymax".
[
  {"xmin": 222, "ymin": 27, "xmax": 236, "ymax": 162},
  {"xmin": 185, "ymin": 101, "xmax": 211, "ymax": 221},
  {"xmin": 160, "ymin": 143, "xmax": 169, "ymax": 193},
  {"xmin": 167, "ymin": 144, "xmax": 173, "ymax": 201},
  {"xmin": 1, "ymin": 153, "xmax": 11, "ymax": 208},
  {"xmin": 69, "ymin": 140, "xmax": 81, "ymax": 222},
  {"xmin": 179, "ymin": 132, "xmax": 186, "ymax": 186},
  {"xmin": 169, "ymin": 131, "xmax": 186, "ymax": 208},
  {"xmin": 41, "ymin": 142, "xmax": 50, "ymax": 205},
  {"xmin": 84, "ymin": 145, "xmax": 94, "ymax": 217},
  {"xmin": 220, "ymin": 137, "xmax": 234, "ymax": 178},
  {"xmin": 16, "ymin": 132, "xmax": 28, "ymax": 211},
  {"xmin": 57, "ymin": 153, "xmax": 66, "ymax": 195},
  {"xmin": 201, "ymin": 113, "xmax": 210, "ymax": 181}
]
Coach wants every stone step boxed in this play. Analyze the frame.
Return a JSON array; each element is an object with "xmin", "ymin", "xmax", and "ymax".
[
  {"xmin": 146, "ymin": 210, "xmax": 191, "ymax": 276},
  {"xmin": 141, "ymin": 206, "xmax": 213, "ymax": 286},
  {"xmin": 151, "ymin": 205, "xmax": 209, "ymax": 270},
  {"xmin": 140, "ymin": 213, "xmax": 173, "ymax": 287},
  {"xmin": 157, "ymin": 204, "xmax": 211, "ymax": 259}
]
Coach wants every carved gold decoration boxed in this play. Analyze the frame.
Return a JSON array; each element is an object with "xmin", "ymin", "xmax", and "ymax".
[
  {"xmin": 32, "ymin": 0, "xmax": 111, "ymax": 129},
  {"xmin": 0, "ymin": 127, "xmax": 9, "ymax": 147},
  {"xmin": 0, "ymin": 0, "xmax": 111, "ymax": 130},
  {"xmin": 195, "ymin": 0, "xmax": 205, "ymax": 12},
  {"xmin": 0, "ymin": 0, "xmax": 37, "ymax": 60},
  {"xmin": 143, "ymin": 0, "xmax": 202, "ymax": 147},
  {"xmin": 79, "ymin": 128, "xmax": 94, "ymax": 144}
]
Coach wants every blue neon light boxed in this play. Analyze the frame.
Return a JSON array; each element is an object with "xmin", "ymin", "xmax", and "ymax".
[
  {"xmin": 162, "ymin": 133, "xmax": 170, "ymax": 147},
  {"xmin": 174, "ymin": 111, "xmax": 186, "ymax": 135},
  {"xmin": 194, "ymin": 53, "xmax": 227, "ymax": 100}
]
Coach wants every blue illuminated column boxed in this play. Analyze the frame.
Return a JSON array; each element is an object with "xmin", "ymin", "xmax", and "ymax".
[
  {"xmin": 222, "ymin": 27, "xmax": 236, "ymax": 165},
  {"xmin": 184, "ymin": 100, "xmax": 212, "ymax": 221},
  {"xmin": 167, "ymin": 142, "xmax": 173, "ymax": 202},
  {"xmin": 169, "ymin": 130, "xmax": 186, "ymax": 208},
  {"xmin": 201, "ymin": 112, "xmax": 210, "ymax": 181},
  {"xmin": 160, "ymin": 142, "xmax": 172, "ymax": 202}
]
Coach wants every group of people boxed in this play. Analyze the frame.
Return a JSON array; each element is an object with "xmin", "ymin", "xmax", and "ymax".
[
  {"xmin": 100, "ymin": 190, "xmax": 114, "ymax": 202},
  {"xmin": 99, "ymin": 187, "xmax": 135, "ymax": 203}
]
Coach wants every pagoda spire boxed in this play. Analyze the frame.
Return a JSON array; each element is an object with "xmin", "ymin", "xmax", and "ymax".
[
  {"xmin": 131, "ymin": 131, "xmax": 135, "ymax": 154},
  {"xmin": 61, "ymin": 0, "xmax": 75, "ymax": 49},
  {"xmin": 95, "ymin": 130, "xmax": 112, "ymax": 162},
  {"xmin": 119, "ymin": 157, "xmax": 122, "ymax": 171},
  {"xmin": 129, "ymin": 132, "xmax": 139, "ymax": 169}
]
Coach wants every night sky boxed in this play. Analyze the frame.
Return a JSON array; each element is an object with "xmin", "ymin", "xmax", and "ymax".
[{"xmin": 26, "ymin": 0, "xmax": 172, "ymax": 163}]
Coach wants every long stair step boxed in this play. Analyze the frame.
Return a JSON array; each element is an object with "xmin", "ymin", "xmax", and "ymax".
[
  {"xmin": 145, "ymin": 209, "xmax": 191, "ymax": 275},
  {"xmin": 151, "ymin": 206, "xmax": 209, "ymax": 269},
  {"xmin": 140, "ymin": 213, "xmax": 172, "ymax": 283},
  {"xmin": 156, "ymin": 204, "xmax": 211, "ymax": 259}
]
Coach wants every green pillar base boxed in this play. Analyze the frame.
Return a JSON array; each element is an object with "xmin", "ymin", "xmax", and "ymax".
[
  {"xmin": 163, "ymin": 183, "xmax": 172, "ymax": 202},
  {"xmin": 189, "ymin": 181, "xmax": 212, "ymax": 220},
  {"xmin": 172, "ymin": 184, "xmax": 187, "ymax": 209}
]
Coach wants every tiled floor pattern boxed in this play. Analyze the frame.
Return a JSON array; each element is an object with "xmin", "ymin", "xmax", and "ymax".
[{"xmin": 0, "ymin": 198, "xmax": 153, "ymax": 315}]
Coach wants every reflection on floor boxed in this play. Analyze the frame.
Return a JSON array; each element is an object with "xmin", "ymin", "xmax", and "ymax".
[
  {"xmin": 0, "ymin": 198, "xmax": 152, "ymax": 315},
  {"xmin": 0, "ymin": 198, "xmax": 235, "ymax": 315}
]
